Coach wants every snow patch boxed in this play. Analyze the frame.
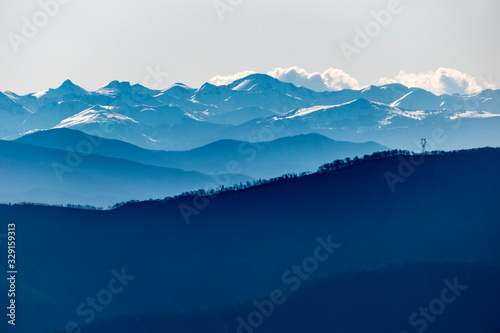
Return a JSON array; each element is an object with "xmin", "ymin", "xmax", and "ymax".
[{"xmin": 450, "ymin": 111, "xmax": 500, "ymax": 119}]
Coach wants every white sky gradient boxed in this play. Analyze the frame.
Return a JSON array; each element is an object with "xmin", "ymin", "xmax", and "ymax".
[{"xmin": 1, "ymin": 0, "xmax": 499, "ymax": 95}]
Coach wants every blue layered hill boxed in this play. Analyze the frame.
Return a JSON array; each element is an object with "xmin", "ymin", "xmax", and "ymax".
[
  {"xmin": 1, "ymin": 148, "xmax": 499, "ymax": 333},
  {"xmin": 0, "ymin": 139, "xmax": 251, "ymax": 207},
  {"xmin": 16, "ymin": 128, "xmax": 389, "ymax": 179}
]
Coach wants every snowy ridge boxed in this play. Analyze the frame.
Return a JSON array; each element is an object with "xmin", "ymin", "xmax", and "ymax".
[{"xmin": 1, "ymin": 74, "xmax": 499, "ymax": 150}]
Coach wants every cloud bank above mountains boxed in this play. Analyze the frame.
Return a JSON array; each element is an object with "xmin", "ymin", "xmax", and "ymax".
[
  {"xmin": 209, "ymin": 67, "xmax": 361, "ymax": 92},
  {"xmin": 379, "ymin": 68, "xmax": 497, "ymax": 95},
  {"xmin": 210, "ymin": 67, "xmax": 497, "ymax": 95},
  {"xmin": 267, "ymin": 67, "xmax": 362, "ymax": 92}
]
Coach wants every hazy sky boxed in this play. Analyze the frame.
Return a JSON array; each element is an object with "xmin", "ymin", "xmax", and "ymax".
[{"xmin": 1, "ymin": 0, "xmax": 499, "ymax": 94}]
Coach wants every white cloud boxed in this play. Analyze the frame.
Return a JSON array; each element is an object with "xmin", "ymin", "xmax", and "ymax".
[
  {"xmin": 267, "ymin": 67, "xmax": 361, "ymax": 91},
  {"xmin": 209, "ymin": 67, "xmax": 497, "ymax": 95},
  {"xmin": 209, "ymin": 71, "xmax": 257, "ymax": 86},
  {"xmin": 379, "ymin": 68, "xmax": 496, "ymax": 95},
  {"xmin": 208, "ymin": 67, "xmax": 361, "ymax": 91}
]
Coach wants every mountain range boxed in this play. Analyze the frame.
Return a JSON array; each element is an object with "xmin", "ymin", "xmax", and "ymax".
[
  {"xmin": 16, "ymin": 128, "xmax": 388, "ymax": 179},
  {"xmin": 0, "ymin": 129, "xmax": 386, "ymax": 206},
  {"xmin": 2, "ymin": 148, "xmax": 499, "ymax": 333},
  {"xmin": 0, "ymin": 139, "xmax": 252, "ymax": 207},
  {"xmin": 2, "ymin": 74, "xmax": 500, "ymax": 151}
]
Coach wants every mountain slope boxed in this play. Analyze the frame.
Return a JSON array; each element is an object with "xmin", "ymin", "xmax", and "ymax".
[
  {"xmin": 75, "ymin": 262, "xmax": 500, "ymax": 333},
  {"xmin": 0, "ymin": 91, "xmax": 34, "ymax": 138},
  {"xmin": 16, "ymin": 128, "xmax": 389, "ymax": 178},
  {"xmin": 0, "ymin": 140, "xmax": 251, "ymax": 206},
  {"xmin": 1, "ymin": 148, "xmax": 499, "ymax": 333}
]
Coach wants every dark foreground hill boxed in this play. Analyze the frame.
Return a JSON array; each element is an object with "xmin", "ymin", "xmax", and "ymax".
[
  {"xmin": 0, "ymin": 148, "xmax": 499, "ymax": 333},
  {"xmin": 79, "ymin": 262, "xmax": 500, "ymax": 333}
]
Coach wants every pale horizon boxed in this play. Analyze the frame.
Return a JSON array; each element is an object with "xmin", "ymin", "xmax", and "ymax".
[
  {"xmin": 1, "ymin": 0, "xmax": 499, "ymax": 95},
  {"xmin": 3, "ymin": 66, "xmax": 499, "ymax": 97}
]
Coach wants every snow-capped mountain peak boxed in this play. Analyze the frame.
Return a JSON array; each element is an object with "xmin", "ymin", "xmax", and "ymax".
[
  {"xmin": 2, "ymin": 73, "xmax": 500, "ymax": 150},
  {"xmin": 29, "ymin": 79, "xmax": 89, "ymax": 101},
  {"xmin": 54, "ymin": 105, "xmax": 138, "ymax": 128}
]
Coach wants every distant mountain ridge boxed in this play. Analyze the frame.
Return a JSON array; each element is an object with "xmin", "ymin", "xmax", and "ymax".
[
  {"xmin": 1, "ymin": 74, "xmax": 499, "ymax": 150},
  {"xmin": 0, "ymin": 139, "xmax": 251, "ymax": 207},
  {"xmin": 16, "ymin": 128, "xmax": 389, "ymax": 179}
]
